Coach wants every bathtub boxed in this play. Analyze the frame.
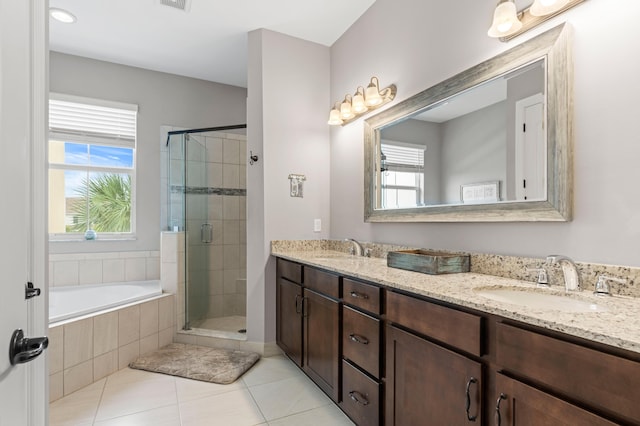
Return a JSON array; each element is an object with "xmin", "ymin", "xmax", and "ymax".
[{"xmin": 49, "ymin": 280, "xmax": 163, "ymax": 323}]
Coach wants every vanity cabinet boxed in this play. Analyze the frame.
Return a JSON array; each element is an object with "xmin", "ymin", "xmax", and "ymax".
[
  {"xmin": 495, "ymin": 322, "xmax": 640, "ymax": 425},
  {"xmin": 494, "ymin": 373, "xmax": 618, "ymax": 426},
  {"xmin": 275, "ymin": 256, "xmax": 640, "ymax": 426},
  {"xmin": 303, "ymin": 267, "xmax": 342, "ymax": 402},
  {"xmin": 276, "ymin": 259, "xmax": 303, "ymax": 366},
  {"xmin": 385, "ymin": 291, "xmax": 483, "ymax": 426},
  {"xmin": 276, "ymin": 260, "xmax": 341, "ymax": 402},
  {"xmin": 340, "ymin": 278, "xmax": 382, "ymax": 425}
]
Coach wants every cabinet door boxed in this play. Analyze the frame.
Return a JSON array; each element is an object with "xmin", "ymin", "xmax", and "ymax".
[
  {"xmin": 495, "ymin": 373, "xmax": 618, "ymax": 426},
  {"xmin": 276, "ymin": 277, "xmax": 303, "ymax": 367},
  {"xmin": 385, "ymin": 325, "xmax": 482, "ymax": 426},
  {"xmin": 303, "ymin": 288, "xmax": 340, "ymax": 402}
]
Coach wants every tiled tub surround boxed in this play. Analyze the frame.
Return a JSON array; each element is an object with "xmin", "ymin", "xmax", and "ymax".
[
  {"xmin": 49, "ymin": 251, "xmax": 161, "ymax": 287},
  {"xmin": 271, "ymin": 241, "xmax": 640, "ymax": 354},
  {"xmin": 48, "ymin": 293, "xmax": 175, "ymax": 402}
]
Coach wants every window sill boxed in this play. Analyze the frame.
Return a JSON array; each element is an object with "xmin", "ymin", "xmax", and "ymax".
[{"xmin": 49, "ymin": 236, "xmax": 137, "ymax": 243}]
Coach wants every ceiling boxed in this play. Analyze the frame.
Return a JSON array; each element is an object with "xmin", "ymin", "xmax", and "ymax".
[{"xmin": 49, "ymin": 0, "xmax": 376, "ymax": 88}]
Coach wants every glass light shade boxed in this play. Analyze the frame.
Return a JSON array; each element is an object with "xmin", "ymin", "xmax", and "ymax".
[
  {"xmin": 352, "ymin": 93, "xmax": 368, "ymax": 114},
  {"xmin": 50, "ymin": 7, "xmax": 77, "ymax": 23},
  {"xmin": 365, "ymin": 87, "xmax": 383, "ymax": 107},
  {"xmin": 487, "ymin": 1, "xmax": 522, "ymax": 38},
  {"xmin": 340, "ymin": 99, "xmax": 355, "ymax": 120},
  {"xmin": 529, "ymin": 0, "xmax": 570, "ymax": 16},
  {"xmin": 327, "ymin": 109, "xmax": 343, "ymax": 125}
]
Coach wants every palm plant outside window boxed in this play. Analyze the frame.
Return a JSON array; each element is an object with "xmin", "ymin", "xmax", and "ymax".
[{"xmin": 48, "ymin": 94, "xmax": 137, "ymax": 239}]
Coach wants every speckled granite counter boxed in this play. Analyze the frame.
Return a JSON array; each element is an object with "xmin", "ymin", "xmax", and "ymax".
[{"xmin": 271, "ymin": 246, "xmax": 640, "ymax": 355}]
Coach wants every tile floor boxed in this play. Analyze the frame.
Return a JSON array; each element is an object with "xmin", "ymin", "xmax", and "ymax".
[{"xmin": 49, "ymin": 354, "xmax": 355, "ymax": 426}]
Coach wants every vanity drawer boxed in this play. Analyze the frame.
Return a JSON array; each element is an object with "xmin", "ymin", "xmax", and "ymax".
[
  {"xmin": 341, "ymin": 360, "xmax": 380, "ymax": 426},
  {"xmin": 386, "ymin": 291, "xmax": 482, "ymax": 357},
  {"xmin": 304, "ymin": 267, "xmax": 340, "ymax": 299},
  {"xmin": 343, "ymin": 278, "xmax": 381, "ymax": 314},
  {"xmin": 497, "ymin": 322, "xmax": 640, "ymax": 424},
  {"xmin": 277, "ymin": 258, "xmax": 302, "ymax": 284},
  {"xmin": 343, "ymin": 306, "xmax": 380, "ymax": 378}
]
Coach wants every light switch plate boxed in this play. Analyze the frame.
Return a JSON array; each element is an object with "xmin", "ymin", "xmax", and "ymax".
[{"xmin": 313, "ymin": 219, "xmax": 321, "ymax": 232}]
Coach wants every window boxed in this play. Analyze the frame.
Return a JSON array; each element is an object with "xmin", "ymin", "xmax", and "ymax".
[
  {"xmin": 380, "ymin": 141, "xmax": 425, "ymax": 208},
  {"xmin": 48, "ymin": 94, "xmax": 137, "ymax": 239}
]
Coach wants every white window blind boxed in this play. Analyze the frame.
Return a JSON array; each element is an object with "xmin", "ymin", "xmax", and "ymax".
[
  {"xmin": 381, "ymin": 141, "xmax": 425, "ymax": 168},
  {"xmin": 49, "ymin": 93, "xmax": 137, "ymax": 147}
]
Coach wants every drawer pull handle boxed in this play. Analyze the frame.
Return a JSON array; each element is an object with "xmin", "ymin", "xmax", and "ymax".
[
  {"xmin": 348, "ymin": 390, "xmax": 369, "ymax": 406},
  {"xmin": 349, "ymin": 334, "xmax": 369, "ymax": 345},
  {"xmin": 465, "ymin": 377, "xmax": 478, "ymax": 422},
  {"xmin": 495, "ymin": 393, "xmax": 507, "ymax": 426},
  {"xmin": 295, "ymin": 294, "xmax": 302, "ymax": 314},
  {"xmin": 350, "ymin": 291, "xmax": 369, "ymax": 299}
]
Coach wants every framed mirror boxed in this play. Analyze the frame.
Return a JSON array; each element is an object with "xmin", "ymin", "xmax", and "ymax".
[{"xmin": 364, "ymin": 24, "xmax": 572, "ymax": 222}]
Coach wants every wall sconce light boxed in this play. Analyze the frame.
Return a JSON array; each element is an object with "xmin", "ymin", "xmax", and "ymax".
[
  {"xmin": 328, "ymin": 77, "xmax": 396, "ymax": 126},
  {"xmin": 488, "ymin": 0, "xmax": 585, "ymax": 41}
]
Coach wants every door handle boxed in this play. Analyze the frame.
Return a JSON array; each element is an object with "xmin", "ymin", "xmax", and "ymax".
[{"xmin": 9, "ymin": 329, "xmax": 48, "ymax": 365}]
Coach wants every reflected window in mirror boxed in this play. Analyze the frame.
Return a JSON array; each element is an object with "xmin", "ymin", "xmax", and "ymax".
[
  {"xmin": 376, "ymin": 59, "xmax": 545, "ymax": 210},
  {"xmin": 379, "ymin": 142, "xmax": 425, "ymax": 209}
]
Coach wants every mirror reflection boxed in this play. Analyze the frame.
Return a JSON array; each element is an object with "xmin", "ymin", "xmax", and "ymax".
[{"xmin": 376, "ymin": 59, "xmax": 545, "ymax": 210}]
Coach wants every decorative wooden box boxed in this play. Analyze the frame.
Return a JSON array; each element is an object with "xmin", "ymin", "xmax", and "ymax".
[{"xmin": 387, "ymin": 250, "xmax": 470, "ymax": 275}]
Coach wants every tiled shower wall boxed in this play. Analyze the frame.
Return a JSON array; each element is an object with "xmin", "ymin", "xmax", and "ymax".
[
  {"xmin": 49, "ymin": 251, "xmax": 160, "ymax": 287},
  {"xmin": 160, "ymin": 128, "xmax": 247, "ymax": 322}
]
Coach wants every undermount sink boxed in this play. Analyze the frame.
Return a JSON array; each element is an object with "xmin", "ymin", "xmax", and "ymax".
[{"xmin": 475, "ymin": 287, "xmax": 609, "ymax": 313}]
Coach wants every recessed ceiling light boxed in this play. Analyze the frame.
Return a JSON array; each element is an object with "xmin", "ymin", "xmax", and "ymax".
[{"xmin": 50, "ymin": 7, "xmax": 76, "ymax": 24}]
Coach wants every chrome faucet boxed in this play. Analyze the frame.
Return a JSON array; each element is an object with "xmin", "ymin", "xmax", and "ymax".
[
  {"xmin": 546, "ymin": 255, "xmax": 581, "ymax": 291},
  {"xmin": 345, "ymin": 238, "xmax": 364, "ymax": 256}
]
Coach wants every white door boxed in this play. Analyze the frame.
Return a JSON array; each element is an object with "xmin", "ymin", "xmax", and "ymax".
[
  {"xmin": 515, "ymin": 93, "xmax": 546, "ymax": 201},
  {"xmin": 0, "ymin": 1, "xmax": 48, "ymax": 425}
]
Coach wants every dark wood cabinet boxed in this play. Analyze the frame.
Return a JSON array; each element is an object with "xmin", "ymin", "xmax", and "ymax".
[
  {"xmin": 494, "ymin": 373, "xmax": 618, "ymax": 426},
  {"xmin": 274, "ymin": 256, "xmax": 640, "ymax": 426},
  {"xmin": 276, "ymin": 260, "xmax": 303, "ymax": 367},
  {"xmin": 385, "ymin": 324, "xmax": 483, "ymax": 426},
  {"xmin": 342, "ymin": 360, "xmax": 380, "ymax": 426},
  {"xmin": 303, "ymin": 287, "xmax": 340, "ymax": 402}
]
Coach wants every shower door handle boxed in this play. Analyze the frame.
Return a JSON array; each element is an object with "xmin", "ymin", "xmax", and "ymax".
[{"xmin": 201, "ymin": 223, "xmax": 213, "ymax": 244}]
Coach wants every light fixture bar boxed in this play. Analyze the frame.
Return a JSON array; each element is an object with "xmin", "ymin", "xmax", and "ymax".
[
  {"xmin": 497, "ymin": 0, "xmax": 585, "ymax": 42},
  {"xmin": 328, "ymin": 77, "xmax": 397, "ymax": 126}
]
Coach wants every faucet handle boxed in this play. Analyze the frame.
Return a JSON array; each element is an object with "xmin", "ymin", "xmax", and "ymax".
[
  {"xmin": 594, "ymin": 275, "xmax": 626, "ymax": 296},
  {"xmin": 527, "ymin": 268, "xmax": 549, "ymax": 288}
]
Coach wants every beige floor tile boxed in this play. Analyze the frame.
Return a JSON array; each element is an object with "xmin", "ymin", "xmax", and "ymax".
[
  {"xmin": 175, "ymin": 376, "xmax": 246, "ymax": 403},
  {"xmin": 93, "ymin": 404, "xmax": 181, "ymax": 425},
  {"xmin": 267, "ymin": 405, "xmax": 355, "ymax": 426},
  {"xmin": 248, "ymin": 375, "xmax": 332, "ymax": 421},
  {"xmin": 49, "ymin": 378, "xmax": 106, "ymax": 426},
  {"xmin": 180, "ymin": 388, "xmax": 265, "ymax": 426},
  {"xmin": 241, "ymin": 355, "xmax": 303, "ymax": 388},
  {"xmin": 95, "ymin": 371, "xmax": 177, "ymax": 421}
]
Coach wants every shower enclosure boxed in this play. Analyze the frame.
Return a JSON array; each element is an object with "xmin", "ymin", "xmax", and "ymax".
[{"xmin": 166, "ymin": 125, "xmax": 247, "ymax": 336}]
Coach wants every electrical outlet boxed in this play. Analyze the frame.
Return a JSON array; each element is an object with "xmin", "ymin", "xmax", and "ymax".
[{"xmin": 313, "ymin": 219, "xmax": 321, "ymax": 232}]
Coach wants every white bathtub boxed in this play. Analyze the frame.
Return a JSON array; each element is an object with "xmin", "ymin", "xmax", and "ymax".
[{"xmin": 49, "ymin": 280, "xmax": 163, "ymax": 323}]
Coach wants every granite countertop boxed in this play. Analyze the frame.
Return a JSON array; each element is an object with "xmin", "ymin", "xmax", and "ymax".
[{"xmin": 272, "ymin": 248, "xmax": 640, "ymax": 355}]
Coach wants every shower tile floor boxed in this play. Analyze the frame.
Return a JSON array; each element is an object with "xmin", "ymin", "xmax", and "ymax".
[
  {"xmin": 49, "ymin": 354, "xmax": 354, "ymax": 426},
  {"xmin": 191, "ymin": 315, "xmax": 246, "ymax": 333}
]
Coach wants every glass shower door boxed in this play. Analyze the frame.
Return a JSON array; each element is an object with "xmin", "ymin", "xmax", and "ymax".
[{"xmin": 184, "ymin": 134, "xmax": 210, "ymax": 328}]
